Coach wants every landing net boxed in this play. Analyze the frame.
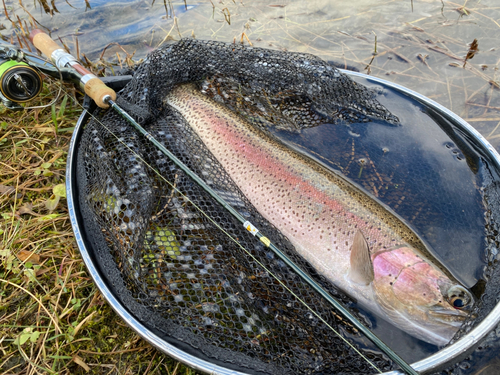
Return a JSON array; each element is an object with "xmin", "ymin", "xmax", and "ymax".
[{"xmin": 73, "ymin": 39, "xmax": 500, "ymax": 374}]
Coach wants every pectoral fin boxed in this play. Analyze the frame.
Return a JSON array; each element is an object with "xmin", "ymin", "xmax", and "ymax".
[{"xmin": 348, "ymin": 230, "xmax": 374, "ymax": 285}]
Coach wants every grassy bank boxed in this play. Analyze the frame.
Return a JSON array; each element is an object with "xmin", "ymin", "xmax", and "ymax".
[{"xmin": 0, "ymin": 81, "xmax": 197, "ymax": 374}]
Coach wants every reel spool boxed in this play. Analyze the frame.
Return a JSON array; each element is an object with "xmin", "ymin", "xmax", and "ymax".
[{"xmin": 0, "ymin": 58, "xmax": 42, "ymax": 104}]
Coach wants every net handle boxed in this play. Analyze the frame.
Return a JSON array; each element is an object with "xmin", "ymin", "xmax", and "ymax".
[{"xmin": 29, "ymin": 29, "xmax": 116, "ymax": 108}]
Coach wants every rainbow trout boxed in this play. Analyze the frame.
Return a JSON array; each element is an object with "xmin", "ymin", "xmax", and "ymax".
[{"xmin": 165, "ymin": 83, "xmax": 474, "ymax": 346}]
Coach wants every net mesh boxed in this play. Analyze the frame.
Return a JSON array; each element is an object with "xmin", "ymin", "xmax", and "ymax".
[{"xmin": 74, "ymin": 39, "xmax": 499, "ymax": 374}]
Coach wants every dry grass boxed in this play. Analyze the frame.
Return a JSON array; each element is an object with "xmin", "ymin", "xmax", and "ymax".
[
  {"xmin": 0, "ymin": 4, "xmax": 199, "ymax": 372},
  {"xmin": 0, "ymin": 80, "xmax": 198, "ymax": 374}
]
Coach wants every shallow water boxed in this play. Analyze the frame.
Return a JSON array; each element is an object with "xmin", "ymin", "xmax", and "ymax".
[
  {"xmin": 4, "ymin": 0, "xmax": 499, "ymax": 145},
  {"xmin": 4, "ymin": 0, "xmax": 500, "ymax": 373}
]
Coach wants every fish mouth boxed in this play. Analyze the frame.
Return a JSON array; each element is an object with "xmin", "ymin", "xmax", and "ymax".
[{"xmin": 427, "ymin": 305, "xmax": 471, "ymax": 327}]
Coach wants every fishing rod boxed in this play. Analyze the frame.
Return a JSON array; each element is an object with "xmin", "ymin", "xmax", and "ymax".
[{"xmin": 21, "ymin": 29, "xmax": 419, "ymax": 375}]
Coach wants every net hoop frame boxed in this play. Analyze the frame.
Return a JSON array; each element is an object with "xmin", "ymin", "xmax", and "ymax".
[{"xmin": 66, "ymin": 70, "xmax": 500, "ymax": 375}]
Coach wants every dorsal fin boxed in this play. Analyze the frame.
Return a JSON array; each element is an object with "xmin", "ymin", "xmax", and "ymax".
[{"xmin": 348, "ymin": 230, "xmax": 374, "ymax": 286}]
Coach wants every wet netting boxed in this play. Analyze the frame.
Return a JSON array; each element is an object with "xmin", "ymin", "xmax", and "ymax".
[{"xmin": 74, "ymin": 39, "xmax": 499, "ymax": 374}]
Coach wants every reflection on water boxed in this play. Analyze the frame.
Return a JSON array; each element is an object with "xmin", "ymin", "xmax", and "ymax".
[
  {"xmin": 271, "ymin": 73, "xmax": 490, "ymax": 365},
  {"xmin": 3, "ymin": 0, "xmax": 500, "ymax": 373},
  {"xmin": 277, "ymin": 75, "xmax": 486, "ymax": 289}
]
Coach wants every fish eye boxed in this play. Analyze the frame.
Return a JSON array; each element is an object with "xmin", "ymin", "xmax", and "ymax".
[{"xmin": 447, "ymin": 285, "xmax": 472, "ymax": 310}]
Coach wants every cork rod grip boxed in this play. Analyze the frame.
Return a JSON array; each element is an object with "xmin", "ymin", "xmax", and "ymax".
[
  {"xmin": 84, "ymin": 77, "xmax": 116, "ymax": 108},
  {"xmin": 30, "ymin": 29, "xmax": 64, "ymax": 60},
  {"xmin": 29, "ymin": 29, "xmax": 116, "ymax": 108}
]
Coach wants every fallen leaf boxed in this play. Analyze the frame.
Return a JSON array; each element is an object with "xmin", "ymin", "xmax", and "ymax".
[
  {"xmin": 45, "ymin": 194, "xmax": 60, "ymax": 211},
  {"xmin": 35, "ymin": 268, "xmax": 51, "ymax": 277},
  {"xmin": 23, "ymin": 268, "xmax": 37, "ymax": 283},
  {"xmin": 38, "ymin": 213, "xmax": 60, "ymax": 221},
  {"xmin": 18, "ymin": 250, "xmax": 41, "ymax": 264},
  {"xmin": 463, "ymin": 38, "xmax": 479, "ymax": 67},
  {"xmin": 0, "ymin": 184, "xmax": 22, "ymax": 199},
  {"xmin": 0, "ymin": 184, "xmax": 15, "ymax": 195},
  {"xmin": 53, "ymin": 183, "xmax": 66, "ymax": 198},
  {"xmin": 17, "ymin": 203, "xmax": 40, "ymax": 216},
  {"xmin": 72, "ymin": 355, "xmax": 90, "ymax": 372}
]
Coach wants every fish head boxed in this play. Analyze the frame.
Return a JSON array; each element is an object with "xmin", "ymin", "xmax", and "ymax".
[{"xmin": 372, "ymin": 245, "xmax": 474, "ymax": 346}]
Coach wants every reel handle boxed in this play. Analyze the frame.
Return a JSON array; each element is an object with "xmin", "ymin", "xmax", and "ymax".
[{"xmin": 30, "ymin": 29, "xmax": 116, "ymax": 108}]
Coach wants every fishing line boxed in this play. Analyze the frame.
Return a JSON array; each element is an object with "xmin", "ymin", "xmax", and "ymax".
[
  {"xmin": 22, "ymin": 66, "xmax": 385, "ymax": 370},
  {"xmin": 72, "ymin": 95, "xmax": 384, "ymax": 374},
  {"xmin": 24, "ymin": 34, "xmax": 418, "ymax": 373},
  {"xmin": 102, "ymin": 96, "xmax": 417, "ymax": 374},
  {"xmin": 29, "ymin": 62, "xmax": 404, "ymax": 375}
]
